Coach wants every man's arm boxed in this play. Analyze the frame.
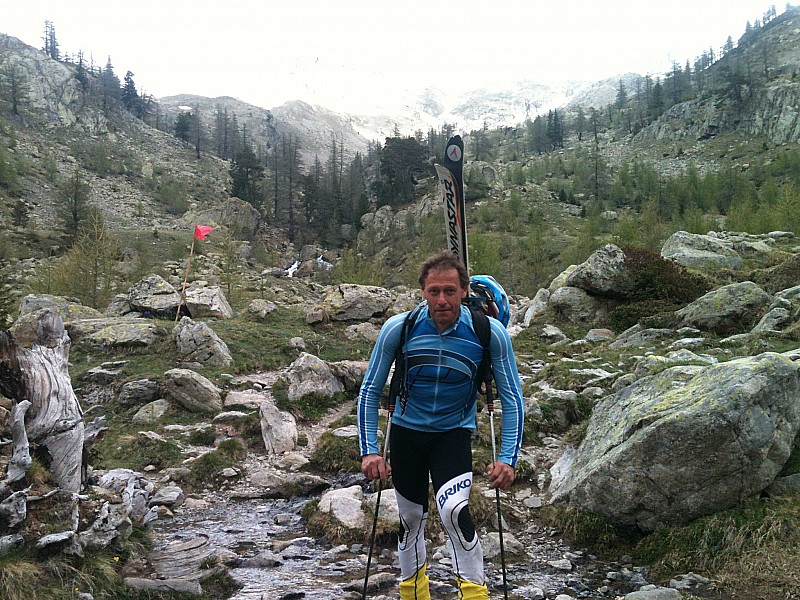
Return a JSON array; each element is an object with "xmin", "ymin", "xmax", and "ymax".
[
  {"xmin": 356, "ymin": 313, "xmax": 405, "ymax": 457},
  {"xmin": 488, "ymin": 320, "xmax": 524, "ymax": 467}
]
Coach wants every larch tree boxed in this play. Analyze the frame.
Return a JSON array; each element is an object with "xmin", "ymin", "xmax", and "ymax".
[{"xmin": 57, "ymin": 168, "xmax": 92, "ymax": 243}]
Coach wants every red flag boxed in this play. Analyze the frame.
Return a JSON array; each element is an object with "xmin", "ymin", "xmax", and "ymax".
[{"xmin": 193, "ymin": 225, "xmax": 214, "ymax": 240}]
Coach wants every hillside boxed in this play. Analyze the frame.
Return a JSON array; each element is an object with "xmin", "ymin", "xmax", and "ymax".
[{"xmin": 0, "ymin": 7, "xmax": 799, "ymax": 299}]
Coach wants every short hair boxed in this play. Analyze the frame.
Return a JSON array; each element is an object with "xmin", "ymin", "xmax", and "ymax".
[{"xmin": 418, "ymin": 250, "xmax": 470, "ymax": 288}]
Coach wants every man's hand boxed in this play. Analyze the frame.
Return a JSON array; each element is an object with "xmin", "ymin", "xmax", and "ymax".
[
  {"xmin": 486, "ymin": 461, "xmax": 514, "ymax": 490},
  {"xmin": 361, "ymin": 453, "xmax": 391, "ymax": 481}
]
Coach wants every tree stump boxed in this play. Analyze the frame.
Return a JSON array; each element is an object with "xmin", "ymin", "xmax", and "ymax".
[{"xmin": 0, "ymin": 311, "xmax": 85, "ymax": 492}]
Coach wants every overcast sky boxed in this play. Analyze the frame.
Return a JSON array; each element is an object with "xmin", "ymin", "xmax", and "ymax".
[{"xmin": 4, "ymin": 0, "xmax": 782, "ymax": 113}]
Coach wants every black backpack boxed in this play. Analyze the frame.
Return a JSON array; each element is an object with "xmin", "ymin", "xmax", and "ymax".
[{"xmin": 387, "ymin": 304, "xmax": 493, "ymax": 415}]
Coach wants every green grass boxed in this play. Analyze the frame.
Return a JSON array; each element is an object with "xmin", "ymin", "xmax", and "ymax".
[
  {"xmin": 543, "ymin": 494, "xmax": 800, "ymax": 600},
  {"xmin": 184, "ymin": 438, "xmax": 248, "ymax": 489},
  {"xmin": 92, "ymin": 423, "xmax": 184, "ymax": 472},
  {"xmin": 306, "ymin": 430, "xmax": 362, "ymax": 474}
]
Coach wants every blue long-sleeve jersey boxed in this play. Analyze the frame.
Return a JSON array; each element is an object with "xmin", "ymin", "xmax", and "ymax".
[{"xmin": 357, "ymin": 305, "xmax": 524, "ymax": 466}]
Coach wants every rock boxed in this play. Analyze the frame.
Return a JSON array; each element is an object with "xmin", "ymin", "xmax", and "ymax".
[
  {"xmin": 149, "ymin": 485, "xmax": 185, "ymax": 508},
  {"xmin": 751, "ymin": 307, "xmax": 792, "ymax": 333},
  {"xmin": 585, "ymin": 328, "xmax": 615, "ymax": 342},
  {"xmin": 549, "ymin": 352, "xmax": 800, "ymax": 532},
  {"xmin": 548, "ymin": 286, "xmax": 613, "ymax": 325},
  {"xmin": 549, "ymin": 264, "xmax": 579, "ymax": 292},
  {"xmin": 522, "ymin": 288, "xmax": 550, "ymax": 327},
  {"xmin": 623, "ymin": 588, "xmax": 682, "ymax": 599},
  {"xmin": 132, "ymin": 399, "xmax": 171, "ymax": 423},
  {"xmin": 279, "ymin": 352, "xmax": 344, "ymax": 401},
  {"xmin": 191, "ymin": 197, "xmax": 261, "ymax": 239},
  {"xmin": 364, "ymin": 489, "xmax": 399, "ymax": 525},
  {"xmin": 15, "ymin": 293, "xmax": 103, "ymax": 324},
  {"xmin": 79, "ymin": 361, "xmax": 127, "ymax": 384},
  {"xmin": 317, "ymin": 485, "xmax": 365, "ymax": 529},
  {"xmin": 224, "ymin": 389, "xmax": 271, "ymax": 409},
  {"xmin": 675, "ymin": 281, "xmax": 772, "ymax": 334},
  {"xmin": 82, "ymin": 320, "xmax": 168, "ymax": 349},
  {"xmin": 322, "ymin": 283, "xmax": 394, "ymax": 321},
  {"xmin": 173, "ymin": 317, "xmax": 233, "ymax": 366},
  {"xmin": 128, "ymin": 274, "xmax": 181, "ymax": 316},
  {"xmin": 247, "ymin": 470, "xmax": 329, "ymax": 498},
  {"xmin": 610, "ymin": 325, "xmax": 674, "ymax": 349},
  {"xmin": 118, "ymin": 379, "xmax": 160, "ymax": 407},
  {"xmin": 565, "ymin": 244, "xmax": 633, "ymax": 298},
  {"xmin": 248, "ymin": 298, "xmax": 278, "ymax": 318},
  {"xmin": 328, "ymin": 360, "xmax": 368, "ymax": 393},
  {"xmin": 124, "ymin": 577, "xmax": 202, "ymax": 595},
  {"xmin": 345, "ymin": 322, "xmax": 380, "ymax": 343},
  {"xmin": 661, "ymin": 230, "xmax": 743, "ymax": 271},
  {"xmin": 481, "ymin": 531, "xmax": 524, "ymax": 559},
  {"xmin": 162, "ymin": 369, "xmax": 223, "ymax": 414},
  {"xmin": 183, "ymin": 284, "xmax": 234, "ymax": 319},
  {"xmin": 260, "ymin": 401, "xmax": 298, "ymax": 454}
]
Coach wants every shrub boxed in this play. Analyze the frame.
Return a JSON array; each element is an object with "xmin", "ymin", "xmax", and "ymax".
[
  {"xmin": 621, "ymin": 246, "xmax": 711, "ymax": 303},
  {"xmin": 608, "ymin": 246, "xmax": 711, "ymax": 330},
  {"xmin": 330, "ymin": 248, "xmax": 384, "ymax": 286},
  {"xmin": 750, "ymin": 253, "xmax": 800, "ymax": 294},
  {"xmin": 154, "ymin": 178, "xmax": 189, "ymax": 215}
]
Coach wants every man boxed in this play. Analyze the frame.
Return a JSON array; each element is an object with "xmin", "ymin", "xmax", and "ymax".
[{"xmin": 357, "ymin": 250, "xmax": 524, "ymax": 600}]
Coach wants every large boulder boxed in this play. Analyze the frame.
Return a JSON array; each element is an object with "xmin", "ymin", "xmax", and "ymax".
[
  {"xmin": 548, "ymin": 286, "xmax": 614, "ymax": 325},
  {"xmin": 16, "ymin": 294, "xmax": 104, "ymax": 321},
  {"xmin": 80, "ymin": 320, "xmax": 169, "ymax": 349},
  {"xmin": 278, "ymin": 353, "xmax": 345, "ymax": 401},
  {"xmin": 190, "ymin": 197, "xmax": 261, "ymax": 240},
  {"xmin": 11, "ymin": 295, "xmax": 104, "ymax": 344},
  {"xmin": 321, "ymin": 284, "xmax": 394, "ymax": 321},
  {"xmin": 172, "ymin": 317, "xmax": 233, "ymax": 367},
  {"xmin": 549, "ymin": 351, "xmax": 800, "ymax": 532},
  {"xmin": 675, "ymin": 281, "xmax": 772, "ymax": 334},
  {"xmin": 565, "ymin": 244, "xmax": 633, "ymax": 298},
  {"xmin": 317, "ymin": 485, "xmax": 366, "ymax": 529},
  {"xmin": 128, "ymin": 275, "xmax": 181, "ymax": 317},
  {"xmin": 247, "ymin": 470, "xmax": 329, "ymax": 498},
  {"xmin": 183, "ymin": 284, "xmax": 234, "ymax": 319},
  {"xmin": 259, "ymin": 401, "xmax": 298, "ymax": 454},
  {"xmin": 661, "ymin": 231, "xmax": 743, "ymax": 271},
  {"xmin": 162, "ymin": 369, "xmax": 222, "ymax": 414},
  {"xmin": 117, "ymin": 379, "xmax": 160, "ymax": 407}
]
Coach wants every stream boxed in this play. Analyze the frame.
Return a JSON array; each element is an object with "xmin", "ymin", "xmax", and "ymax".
[{"xmin": 151, "ymin": 485, "xmax": 649, "ymax": 600}]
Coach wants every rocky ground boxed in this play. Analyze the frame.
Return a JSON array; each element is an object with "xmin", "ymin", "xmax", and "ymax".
[{"xmin": 144, "ymin": 389, "xmax": 712, "ymax": 600}]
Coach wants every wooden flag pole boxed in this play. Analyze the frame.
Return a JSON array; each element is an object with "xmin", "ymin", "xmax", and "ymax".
[{"xmin": 175, "ymin": 236, "xmax": 196, "ymax": 323}]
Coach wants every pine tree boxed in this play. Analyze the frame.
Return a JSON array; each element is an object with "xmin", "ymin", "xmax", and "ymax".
[
  {"xmin": 0, "ymin": 62, "xmax": 28, "ymax": 117},
  {"xmin": 575, "ymin": 107, "xmax": 586, "ymax": 142},
  {"xmin": 175, "ymin": 111, "xmax": 193, "ymax": 142},
  {"xmin": 121, "ymin": 71, "xmax": 143, "ymax": 116},
  {"xmin": 230, "ymin": 145, "xmax": 264, "ymax": 206},
  {"xmin": 57, "ymin": 168, "xmax": 91, "ymax": 243},
  {"xmin": 615, "ymin": 79, "xmax": 628, "ymax": 110},
  {"xmin": 75, "ymin": 50, "xmax": 89, "ymax": 90},
  {"xmin": 46, "ymin": 209, "xmax": 120, "ymax": 308},
  {"xmin": 97, "ymin": 57, "xmax": 121, "ymax": 111},
  {"xmin": 42, "ymin": 21, "xmax": 60, "ymax": 61}
]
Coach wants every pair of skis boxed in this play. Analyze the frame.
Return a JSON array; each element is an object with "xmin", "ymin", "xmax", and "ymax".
[{"xmin": 435, "ymin": 135, "xmax": 470, "ymax": 274}]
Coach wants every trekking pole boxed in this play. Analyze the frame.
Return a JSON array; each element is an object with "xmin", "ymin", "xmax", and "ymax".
[
  {"xmin": 487, "ymin": 397, "xmax": 509, "ymax": 600},
  {"xmin": 362, "ymin": 401, "xmax": 394, "ymax": 599}
]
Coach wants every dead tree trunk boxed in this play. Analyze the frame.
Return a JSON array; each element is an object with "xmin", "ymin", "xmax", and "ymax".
[{"xmin": 0, "ymin": 311, "xmax": 85, "ymax": 492}]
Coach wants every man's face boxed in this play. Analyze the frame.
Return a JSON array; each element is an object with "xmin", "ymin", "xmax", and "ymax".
[{"xmin": 421, "ymin": 268, "xmax": 468, "ymax": 332}]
